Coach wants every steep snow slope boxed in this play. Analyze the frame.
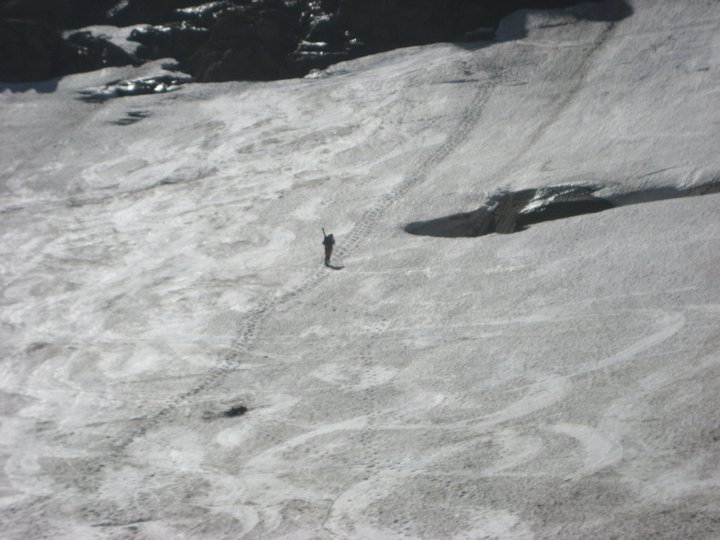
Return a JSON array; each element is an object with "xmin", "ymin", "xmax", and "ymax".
[{"xmin": 1, "ymin": 0, "xmax": 719, "ymax": 538}]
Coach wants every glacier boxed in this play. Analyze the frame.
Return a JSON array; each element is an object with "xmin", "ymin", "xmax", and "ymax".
[{"xmin": 1, "ymin": 0, "xmax": 719, "ymax": 538}]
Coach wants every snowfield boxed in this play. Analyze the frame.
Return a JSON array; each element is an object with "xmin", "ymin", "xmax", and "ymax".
[{"xmin": 1, "ymin": 0, "xmax": 719, "ymax": 538}]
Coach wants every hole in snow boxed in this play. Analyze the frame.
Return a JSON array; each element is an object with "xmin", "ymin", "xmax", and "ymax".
[
  {"xmin": 405, "ymin": 184, "xmax": 612, "ymax": 237},
  {"xmin": 222, "ymin": 405, "xmax": 248, "ymax": 418},
  {"xmin": 404, "ymin": 180, "xmax": 720, "ymax": 238},
  {"xmin": 202, "ymin": 403, "xmax": 250, "ymax": 421}
]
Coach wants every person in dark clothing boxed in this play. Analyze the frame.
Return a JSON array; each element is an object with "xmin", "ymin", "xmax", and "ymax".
[{"xmin": 322, "ymin": 228, "xmax": 335, "ymax": 266}]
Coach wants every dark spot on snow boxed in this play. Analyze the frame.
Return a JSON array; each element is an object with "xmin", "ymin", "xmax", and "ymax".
[
  {"xmin": 111, "ymin": 110, "xmax": 151, "ymax": 126},
  {"xmin": 0, "ymin": 205, "xmax": 24, "ymax": 214},
  {"xmin": 404, "ymin": 180, "xmax": 720, "ymax": 238},
  {"xmin": 92, "ymin": 517, "xmax": 151, "ymax": 528},
  {"xmin": 77, "ymin": 75, "xmax": 192, "ymax": 103},
  {"xmin": 26, "ymin": 342, "xmax": 50, "ymax": 353},
  {"xmin": 202, "ymin": 404, "xmax": 250, "ymax": 421},
  {"xmin": 223, "ymin": 405, "xmax": 248, "ymax": 418}
]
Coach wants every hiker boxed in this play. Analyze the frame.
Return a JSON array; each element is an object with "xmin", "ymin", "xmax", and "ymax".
[{"xmin": 322, "ymin": 228, "xmax": 335, "ymax": 265}]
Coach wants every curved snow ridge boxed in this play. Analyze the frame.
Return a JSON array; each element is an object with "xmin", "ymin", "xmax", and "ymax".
[
  {"xmin": 480, "ymin": 429, "xmax": 545, "ymax": 476},
  {"xmin": 218, "ymin": 372, "xmax": 567, "ymax": 536},
  {"xmin": 321, "ymin": 437, "xmax": 533, "ymax": 539},
  {"xmin": 470, "ymin": 375, "xmax": 571, "ymax": 430},
  {"xmin": 549, "ymin": 422, "xmax": 624, "ymax": 478},
  {"xmin": 586, "ymin": 310, "xmax": 685, "ymax": 374},
  {"xmin": 217, "ymin": 417, "xmax": 371, "ymax": 535}
]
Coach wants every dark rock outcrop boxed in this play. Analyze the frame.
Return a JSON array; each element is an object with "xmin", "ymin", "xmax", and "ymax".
[
  {"xmin": 63, "ymin": 31, "xmax": 137, "ymax": 74},
  {"xmin": 77, "ymin": 74, "xmax": 193, "ymax": 103},
  {"xmin": 0, "ymin": 18, "xmax": 134, "ymax": 82},
  {"xmin": 1, "ymin": 0, "xmax": 626, "ymax": 83},
  {"xmin": 183, "ymin": 0, "xmax": 303, "ymax": 81},
  {"xmin": 129, "ymin": 22, "xmax": 210, "ymax": 62},
  {"xmin": 0, "ymin": 18, "xmax": 64, "ymax": 82},
  {"xmin": 0, "ymin": 0, "xmax": 117, "ymax": 29}
]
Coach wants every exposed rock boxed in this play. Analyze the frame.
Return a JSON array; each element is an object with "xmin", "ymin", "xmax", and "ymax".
[
  {"xmin": 175, "ymin": 1, "xmax": 243, "ymax": 27},
  {"xmin": 2, "ymin": 0, "xmax": 625, "ymax": 83},
  {"xmin": 184, "ymin": 0, "xmax": 302, "ymax": 81},
  {"xmin": 0, "ymin": 18, "xmax": 64, "ymax": 82},
  {"xmin": 105, "ymin": 0, "xmax": 201, "ymax": 27},
  {"xmin": 336, "ymin": 0, "xmax": 461, "ymax": 51},
  {"xmin": 62, "ymin": 31, "xmax": 137, "ymax": 74},
  {"xmin": 77, "ymin": 74, "xmax": 192, "ymax": 102},
  {"xmin": 129, "ymin": 22, "xmax": 210, "ymax": 61},
  {"xmin": 0, "ymin": 0, "xmax": 118, "ymax": 29},
  {"xmin": 334, "ymin": 0, "xmax": 600, "ymax": 52},
  {"xmin": 136, "ymin": 0, "xmax": 619, "ymax": 82},
  {"xmin": 0, "ymin": 17, "xmax": 134, "ymax": 82}
]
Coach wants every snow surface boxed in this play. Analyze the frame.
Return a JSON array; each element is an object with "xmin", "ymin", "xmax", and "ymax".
[{"xmin": 1, "ymin": 0, "xmax": 719, "ymax": 538}]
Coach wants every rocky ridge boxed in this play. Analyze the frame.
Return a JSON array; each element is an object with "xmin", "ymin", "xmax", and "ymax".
[{"xmin": 0, "ymin": 0, "xmax": 613, "ymax": 83}]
